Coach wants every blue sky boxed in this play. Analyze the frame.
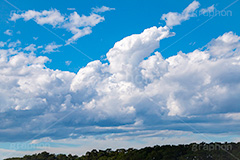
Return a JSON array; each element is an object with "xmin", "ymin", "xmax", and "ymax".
[
  {"xmin": 1, "ymin": 0, "xmax": 239, "ymax": 72},
  {"xmin": 0, "ymin": 0, "xmax": 240, "ymax": 159}
]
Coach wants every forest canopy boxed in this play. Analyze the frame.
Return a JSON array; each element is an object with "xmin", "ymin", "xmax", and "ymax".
[{"xmin": 5, "ymin": 142, "xmax": 240, "ymax": 160}]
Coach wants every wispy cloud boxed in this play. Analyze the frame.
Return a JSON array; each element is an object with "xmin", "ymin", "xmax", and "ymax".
[
  {"xmin": 92, "ymin": 6, "xmax": 115, "ymax": 13},
  {"xmin": 8, "ymin": 39, "xmax": 21, "ymax": 48},
  {"xmin": 33, "ymin": 37, "xmax": 38, "ymax": 40},
  {"xmin": 42, "ymin": 42, "xmax": 62, "ymax": 53},
  {"xmin": 10, "ymin": 9, "xmax": 65, "ymax": 27},
  {"xmin": 200, "ymin": 5, "xmax": 215, "ymax": 15},
  {"xmin": 65, "ymin": 61, "xmax": 72, "ymax": 66},
  {"xmin": 63, "ymin": 12, "xmax": 104, "ymax": 44},
  {"xmin": 4, "ymin": 29, "xmax": 13, "ymax": 36},
  {"xmin": 24, "ymin": 44, "xmax": 37, "ymax": 52},
  {"xmin": 10, "ymin": 8, "xmax": 113, "ymax": 44},
  {"xmin": 161, "ymin": 0, "xmax": 200, "ymax": 27}
]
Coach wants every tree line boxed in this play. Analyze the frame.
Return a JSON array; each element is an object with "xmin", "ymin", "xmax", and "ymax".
[{"xmin": 5, "ymin": 142, "xmax": 240, "ymax": 160}]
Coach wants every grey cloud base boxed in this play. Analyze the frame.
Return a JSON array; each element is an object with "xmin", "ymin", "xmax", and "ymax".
[{"xmin": 0, "ymin": 26, "xmax": 240, "ymax": 142}]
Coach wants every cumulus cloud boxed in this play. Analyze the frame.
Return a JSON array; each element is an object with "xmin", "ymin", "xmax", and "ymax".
[
  {"xmin": 42, "ymin": 42, "xmax": 62, "ymax": 53},
  {"xmin": 10, "ymin": 9, "xmax": 65, "ymax": 27},
  {"xmin": 10, "ymin": 8, "xmax": 112, "ymax": 44},
  {"xmin": 92, "ymin": 6, "xmax": 115, "ymax": 13},
  {"xmin": 1, "ymin": 24, "xmax": 240, "ymax": 142},
  {"xmin": 1, "ymin": 1, "xmax": 240, "ymax": 142},
  {"xmin": 4, "ymin": 29, "xmax": 13, "ymax": 36},
  {"xmin": 161, "ymin": 0, "xmax": 200, "ymax": 27}
]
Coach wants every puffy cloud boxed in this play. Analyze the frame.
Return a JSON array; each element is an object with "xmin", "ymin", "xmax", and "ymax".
[
  {"xmin": 161, "ymin": 0, "xmax": 200, "ymax": 27},
  {"xmin": 4, "ymin": 29, "xmax": 13, "ymax": 36},
  {"xmin": 92, "ymin": 6, "xmax": 115, "ymax": 13},
  {"xmin": 206, "ymin": 31, "xmax": 240, "ymax": 58},
  {"xmin": 1, "ymin": 24, "xmax": 240, "ymax": 142},
  {"xmin": 10, "ymin": 8, "xmax": 111, "ymax": 44},
  {"xmin": 42, "ymin": 42, "xmax": 62, "ymax": 53},
  {"xmin": 107, "ymin": 26, "xmax": 173, "ymax": 73},
  {"xmin": 0, "ymin": 50, "xmax": 72, "ymax": 111}
]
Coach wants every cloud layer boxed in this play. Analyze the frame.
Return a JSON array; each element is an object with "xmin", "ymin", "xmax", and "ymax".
[
  {"xmin": 1, "ymin": 1, "xmax": 239, "ymax": 143},
  {"xmin": 0, "ymin": 23, "xmax": 240, "ymax": 142}
]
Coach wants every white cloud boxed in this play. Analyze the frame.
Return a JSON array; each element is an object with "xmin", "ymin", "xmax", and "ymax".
[
  {"xmin": 161, "ymin": 0, "xmax": 200, "ymax": 27},
  {"xmin": 10, "ymin": 8, "xmax": 110, "ymax": 44},
  {"xmin": 200, "ymin": 5, "xmax": 215, "ymax": 15},
  {"xmin": 65, "ymin": 61, "xmax": 72, "ymax": 66},
  {"xmin": 24, "ymin": 44, "xmax": 37, "ymax": 52},
  {"xmin": 105, "ymin": 26, "xmax": 174, "ymax": 82},
  {"xmin": 4, "ymin": 29, "xmax": 13, "ymax": 36},
  {"xmin": 33, "ymin": 37, "xmax": 38, "ymax": 40},
  {"xmin": 63, "ymin": 12, "xmax": 104, "ymax": 44},
  {"xmin": 0, "ymin": 41, "xmax": 7, "ymax": 47},
  {"xmin": 68, "ymin": 29, "xmax": 240, "ymax": 135},
  {"xmin": 8, "ymin": 40, "xmax": 21, "ymax": 48},
  {"xmin": 1, "ymin": 16, "xmax": 240, "ymax": 142},
  {"xmin": 92, "ymin": 6, "xmax": 115, "ymax": 13},
  {"xmin": 206, "ymin": 31, "xmax": 240, "ymax": 58},
  {"xmin": 42, "ymin": 42, "xmax": 62, "ymax": 53},
  {"xmin": 10, "ymin": 9, "xmax": 65, "ymax": 27}
]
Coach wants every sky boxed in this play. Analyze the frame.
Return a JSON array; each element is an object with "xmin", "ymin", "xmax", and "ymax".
[{"xmin": 0, "ymin": 0, "xmax": 240, "ymax": 159}]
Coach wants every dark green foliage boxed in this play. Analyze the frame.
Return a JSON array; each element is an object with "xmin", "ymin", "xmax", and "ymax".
[{"xmin": 4, "ymin": 142, "xmax": 240, "ymax": 160}]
